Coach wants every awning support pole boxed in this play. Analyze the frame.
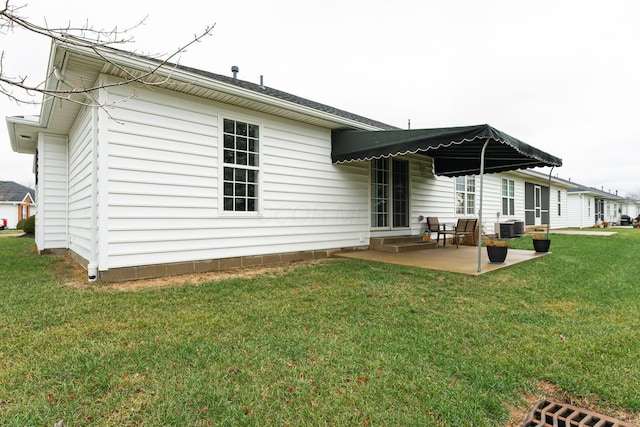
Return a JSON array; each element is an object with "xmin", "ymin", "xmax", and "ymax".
[
  {"xmin": 547, "ymin": 166, "xmax": 554, "ymax": 239},
  {"xmin": 477, "ymin": 139, "xmax": 490, "ymax": 273}
]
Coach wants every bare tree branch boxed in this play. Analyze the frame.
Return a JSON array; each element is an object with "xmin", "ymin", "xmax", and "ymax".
[{"xmin": 0, "ymin": 0, "xmax": 215, "ymax": 109}]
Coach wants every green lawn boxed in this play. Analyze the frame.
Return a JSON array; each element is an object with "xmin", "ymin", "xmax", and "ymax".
[{"xmin": 1, "ymin": 230, "xmax": 639, "ymax": 426}]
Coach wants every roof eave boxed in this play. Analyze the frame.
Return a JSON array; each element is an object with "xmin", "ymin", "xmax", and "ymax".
[
  {"xmin": 6, "ymin": 41, "xmax": 67, "ymax": 154},
  {"xmin": 56, "ymin": 42, "xmax": 389, "ymax": 131},
  {"xmin": 6, "ymin": 116, "xmax": 43, "ymax": 154}
]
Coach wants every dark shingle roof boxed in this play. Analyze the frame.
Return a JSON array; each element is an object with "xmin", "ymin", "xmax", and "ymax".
[
  {"xmin": 61, "ymin": 39, "xmax": 399, "ymax": 130},
  {"xmin": 567, "ymin": 181, "xmax": 626, "ymax": 199},
  {"xmin": 173, "ymin": 63, "xmax": 399, "ymax": 131},
  {"xmin": 0, "ymin": 181, "xmax": 35, "ymax": 202}
]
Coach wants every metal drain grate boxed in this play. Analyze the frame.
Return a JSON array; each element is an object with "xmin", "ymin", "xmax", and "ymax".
[{"xmin": 521, "ymin": 400, "xmax": 637, "ymax": 427}]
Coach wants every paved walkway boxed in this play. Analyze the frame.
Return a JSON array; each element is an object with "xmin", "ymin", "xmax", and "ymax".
[
  {"xmin": 0, "ymin": 232, "xmax": 25, "ymax": 238},
  {"xmin": 551, "ymin": 230, "xmax": 617, "ymax": 236},
  {"xmin": 336, "ymin": 245, "xmax": 549, "ymax": 276}
]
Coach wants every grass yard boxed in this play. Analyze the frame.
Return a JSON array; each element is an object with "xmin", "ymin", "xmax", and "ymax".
[{"xmin": 1, "ymin": 230, "xmax": 639, "ymax": 426}]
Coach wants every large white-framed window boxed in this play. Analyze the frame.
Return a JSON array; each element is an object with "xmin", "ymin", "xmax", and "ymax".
[
  {"xmin": 501, "ymin": 178, "xmax": 515, "ymax": 216},
  {"xmin": 371, "ymin": 158, "xmax": 389, "ymax": 228},
  {"xmin": 222, "ymin": 118, "xmax": 260, "ymax": 212},
  {"xmin": 455, "ymin": 175, "xmax": 476, "ymax": 215},
  {"xmin": 370, "ymin": 158, "xmax": 410, "ymax": 228}
]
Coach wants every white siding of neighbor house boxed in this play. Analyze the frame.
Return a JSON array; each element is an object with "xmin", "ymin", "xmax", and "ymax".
[
  {"xmin": 517, "ymin": 174, "xmax": 569, "ymax": 230},
  {"xmin": 621, "ymin": 200, "xmax": 639, "ymax": 219},
  {"xmin": 36, "ymin": 134, "xmax": 68, "ymax": 250},
  {"xmin": 567, "ymin": 193, "xmax": 593, "ymax": 228},
  {"xmin": 0, "ymin": 205, "xmax": 16, "ymax": 228},
  {"xmin": 98, "ymin": 79, "xmax": 372, "ymax": 270},
  {"xmin": 552, "ymin": 186, "xmax": 569, "ymax": 229},
  {"xmin": 67, "ymin": 107, "xmax": 93, "ymax": 261}
]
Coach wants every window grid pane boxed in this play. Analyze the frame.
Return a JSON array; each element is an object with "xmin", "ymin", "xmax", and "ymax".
[
  {"xmin": 466, "ymin": 194, "xmax": 475, "ymax": 214},
  {"xmin": 501, "ymin": 178, "xmax": 515, "ymax": 216},
  {"xmin": 456, "ymin": 176, "xmax": 476, "ymax": 215},
  {"xmin": 371, "ymin": 158, "xmax": 389, "ymax": 227},
  {"xmin": 223, "ymin": 119, "xmax": 259, "ymax": 212},
  {"xmin": 456, "ymin": 192, "xmax": 465, "ymax": 215},
  {"xmin": 466, "ymin": 176, "xmax": 475, "ymax": 193}
]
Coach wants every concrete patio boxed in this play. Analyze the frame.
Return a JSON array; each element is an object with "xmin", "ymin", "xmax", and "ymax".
[{"xmin": 335, "ymin": 244, "xmax": 549, "ymax": 275}]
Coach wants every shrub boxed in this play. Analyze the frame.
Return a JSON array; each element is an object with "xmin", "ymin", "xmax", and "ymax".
[
  {"xmin": 16, "ymin": 218, "xmax": 26, "ymax": 230},
  {"xmin": 22, "ymin": 215, "xmax": 35, "ymax": 233}
]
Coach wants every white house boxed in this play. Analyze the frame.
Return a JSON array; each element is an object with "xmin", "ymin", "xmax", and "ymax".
[
  {"xmin": 6, "ymin": 40, "xmax": 562, "ymax": 281},
  {"xmin": 0, "ymin": 181, "xmax": 35, "ymax": 229},
  {"xmin": 563, "ymin": 180, "xmax": 634, "ymax": 228},
  {"xmin": 513, "ymin": 169, "xmax": 572, "ymax": 230}
]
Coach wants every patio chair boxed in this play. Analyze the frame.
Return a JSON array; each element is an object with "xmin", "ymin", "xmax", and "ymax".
[
  {"xmin": 452, "ymin": 218, "xmax": 478, "ymax": 248},
  {"xmin": 426, "ymin": 217, "xmax": 456, "ymax": 247}
]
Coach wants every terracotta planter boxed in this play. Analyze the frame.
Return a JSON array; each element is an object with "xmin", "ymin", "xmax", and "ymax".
[
  {"xmin": 532, "ymin": 239, "xmax": 551, "ymax": 253},
  {"xmin": 487, "ymin": 246, "xmax": 508, "ymax": 263}
]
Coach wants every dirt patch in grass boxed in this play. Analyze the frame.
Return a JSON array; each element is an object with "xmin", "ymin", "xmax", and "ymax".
[
  {"xmin": 57, "ymin": 254, "xmax": 331, "ymax": 292},
  {"xmin": 505, "ymin": 381, "xmax": 640, "ymax": 426}
]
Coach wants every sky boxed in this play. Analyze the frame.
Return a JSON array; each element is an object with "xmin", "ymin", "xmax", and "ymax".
[{"xmin": 1, "ymin": 0, "xmax": 639, "ymax": 196}]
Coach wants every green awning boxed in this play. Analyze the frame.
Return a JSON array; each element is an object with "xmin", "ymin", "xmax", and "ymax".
[{"xmin": 331, "ymin": 124, "xmax": 562, "ymax": 176}]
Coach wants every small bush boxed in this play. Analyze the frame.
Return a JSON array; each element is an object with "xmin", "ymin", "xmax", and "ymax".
[
  {"xmin": 16, "ymin": 218, "xmax": 26, "ymax": 230},
  {"xmin": 22, "ymin": 215, "xmax": 35, "ymax": 233}
]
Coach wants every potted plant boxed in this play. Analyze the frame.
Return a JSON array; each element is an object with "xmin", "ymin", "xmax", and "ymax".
[
  {"xmin": 531, "ymin": 233, "xmax": 551, "ymax": 253},
  {"xmin": 483, "ymin": 234, "xmax": 509, "ymax": 263}
]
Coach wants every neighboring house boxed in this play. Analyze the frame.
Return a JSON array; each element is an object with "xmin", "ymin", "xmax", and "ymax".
[
  {"xmin": 515, "ymin": 169, "xmax": 572, "ymax": 230},
  {"xmin": 566, "ymin": 182, "xmax": 634, "ymax": 228},
  {"xmin": 6, "ymin": 40, "xmax": 562, "ymax": 281},
  {"xmin": 410, "ymin": 168, "xmax": 570, "ymax": 237},
  {"xmin": 621, "ymin": 198, "xmax": 640, "ymax": 221},
  {"xmin": 0, "ymin": 181, "xmax": 36, "ymax": 229}
]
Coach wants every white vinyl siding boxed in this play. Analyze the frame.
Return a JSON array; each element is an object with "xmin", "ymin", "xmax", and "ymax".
[
  {"xmin": 36, "ymin": 134, "xmax": 68, "ymax": 250},
  {"xmin": 567, "ymin": 193, "xmax": 595, "ymax": 228},
  {"xmin": 98, "ymin": 78, "xmax": 370, "ymax": 270},
  {"xmin": 67, "ymin": 107, "xmax": 93, "ymax": 261},
  {"xmin": 552, "ymin": 188, "xmax": 568, "ymax": 228},
  {"xmin": 103, "ymin": 82, "xmax": 218, "ymax": 268}
]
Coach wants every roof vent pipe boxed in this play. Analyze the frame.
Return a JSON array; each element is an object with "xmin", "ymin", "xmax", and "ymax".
[
  {"xmin": 260, "ymin": 75, "xmax": 264, "ymax": 88},
  {"xmin": 231, "ymin": 65, "xmax": 239, "ymax": 79}
]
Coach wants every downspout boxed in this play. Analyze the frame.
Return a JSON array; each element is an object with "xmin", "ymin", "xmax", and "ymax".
[
  {"xmin": 547, "ymin": 167, "xmax": 554, "ymax": 239},
  {"xmin": 580, "ymin": 193, "xmax": 584, "ymax": 229},
  {"xmin": 87, "ymin": 105, "xmax": 99, "ymax": 281},
  {"xmin": 54, "ymin": 67, "xmax": 99, "ymax": 281},
  {"xmin": 477, "ymin": 139, "xmax": 490, "ymax": 273}
]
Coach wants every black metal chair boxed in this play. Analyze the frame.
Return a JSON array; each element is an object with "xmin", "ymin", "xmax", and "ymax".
[{"xmin": 426, "ymin": 217, "xmax": 453, "ymax": 247}]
